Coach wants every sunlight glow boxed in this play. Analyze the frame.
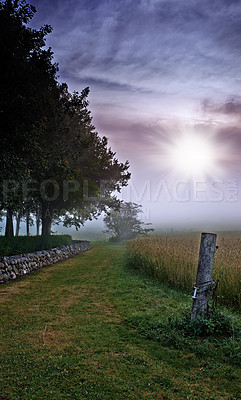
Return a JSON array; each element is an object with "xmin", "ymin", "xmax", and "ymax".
[{"xmin": 165, "ymin": 132, "xmax": 219, "ymax": 179}]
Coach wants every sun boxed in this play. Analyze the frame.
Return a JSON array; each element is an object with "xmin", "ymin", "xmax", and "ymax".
[{"xmin": 165, "ymin": 132, "xmax": 217, "ymax": 179}]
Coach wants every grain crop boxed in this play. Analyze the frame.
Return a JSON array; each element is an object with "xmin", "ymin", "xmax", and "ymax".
[{"xmin": 126, "ymin": 232, "xmax": 241, "ymax": 308}]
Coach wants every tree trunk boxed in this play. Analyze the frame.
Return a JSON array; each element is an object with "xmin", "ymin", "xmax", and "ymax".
[
  {"xmin": 26, "ymin": 207, "xmax": 30, "ymax": 236},
  {"xmin": 5, "ymin": 209, "xmax": 14, "ymax": 237},
  {"xmin": 36, "ymin": 215, "xmax": 40, "ymax": 236},
  {"xmin": 41, "ymin": 202, "xmax": 52, "ymax": 236},
  {"xmin": 191, "ymin": 233, "xmax": 217, "ymax": 320},
  {"xmin": 15, "ymin": 212, "xmax": 22, "ymax": 236}
]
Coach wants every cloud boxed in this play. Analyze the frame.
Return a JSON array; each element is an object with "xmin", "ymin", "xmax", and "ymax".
[
  {"xmin": 215, "ymin": 101, "xmax": 241, "ymax": 116},
  {"xmin": 63, "ymin": 75, "xmax": 153, "ymax": 94},
  {"xmin": 201, "ymin": 98, "xmax": 241, "ymax": 117},
  {"xmin": 92, "ymin": 107, "xmax": 241, "ymax": 179},
  {"xmin": 217, "ymin": 125, "xmax": 241, "ymax": 147},
  {"xmin": 30, "ymin": 0, "xmax": 241, "ymax": 99},
  {"xmin": 30, "ymin": 0, "xmax": 241, "ymax": 175}
]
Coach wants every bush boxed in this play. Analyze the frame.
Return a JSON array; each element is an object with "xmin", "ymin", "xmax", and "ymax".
[{"xmin": 0, "ymin": 235, "xmax": 72, "ymax": 257}]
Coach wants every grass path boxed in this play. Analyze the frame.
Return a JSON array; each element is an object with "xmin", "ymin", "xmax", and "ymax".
[{"xmin": 0, "ymin": 243, "xmax": 240, "ymax": 400}]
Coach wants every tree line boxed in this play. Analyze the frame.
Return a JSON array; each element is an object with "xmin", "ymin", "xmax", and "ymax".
[{"xmin": 0, "ymin": 0, "xmax": 131, "ymax": 236}]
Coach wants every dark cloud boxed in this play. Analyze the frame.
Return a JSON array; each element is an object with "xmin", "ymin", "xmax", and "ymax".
[
  {"xmin": 202, "ymin": 98, "xmax": 241, "ymax": 116},
  {"xmin": 215, "ymin": 102, "xmax": 241, "ymax": 116}
]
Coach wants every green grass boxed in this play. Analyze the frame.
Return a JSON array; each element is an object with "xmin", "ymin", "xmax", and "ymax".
[
  {"xmin": 0, "ymin": 243, "xmax": 240, "ymax": 399},
  {"xmin": 0, "ymin": 235, "xmax": 72, "ymax": 257}
]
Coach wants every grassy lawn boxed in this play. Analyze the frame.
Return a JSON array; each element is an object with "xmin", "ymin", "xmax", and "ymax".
[{"xmin": 0, "ymin": 243, "xmax": 240, "ymax": 400}]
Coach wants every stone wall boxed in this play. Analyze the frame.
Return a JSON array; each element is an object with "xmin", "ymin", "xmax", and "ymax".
[{"xmin": 0, "ymin": 240, "xmax": 91, "ymax": 284}]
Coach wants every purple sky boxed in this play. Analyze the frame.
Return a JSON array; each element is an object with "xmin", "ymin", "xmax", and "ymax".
[{"xmin": 30, "ymin": 0, "xmax": 241, "ymax": 231}]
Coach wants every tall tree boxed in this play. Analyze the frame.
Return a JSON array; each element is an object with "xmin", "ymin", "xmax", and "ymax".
[
  {"xmin": 0, "ymin": 0, "xmax": 58, "ymax": 234},
  {"xmin": 0, "ymin": 0, "xmax": 131, "ymax": 236}
]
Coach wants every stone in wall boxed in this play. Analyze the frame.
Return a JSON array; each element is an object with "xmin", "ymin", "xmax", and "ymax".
[{"xmin": 0, "ymin": 240, "xmax": 91, "ymax": 284}]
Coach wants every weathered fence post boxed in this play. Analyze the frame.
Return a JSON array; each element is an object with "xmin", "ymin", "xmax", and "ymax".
[{"xmin": 191, "ymin": 232, "xmax": 217, "ymax": 320}]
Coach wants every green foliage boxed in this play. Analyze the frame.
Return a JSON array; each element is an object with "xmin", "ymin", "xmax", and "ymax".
[
  {"xmin": 0, "ymin": 235, "xmax": 72, "ymax": 256},
  {"xmin": 175, "ymin": 310, "xmax": 235, "ymax": 337}
]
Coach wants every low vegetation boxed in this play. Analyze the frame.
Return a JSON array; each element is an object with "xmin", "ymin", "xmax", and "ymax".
[
  {"xmin": 0, "ymin": 235, "xmax": 72, "ymax": 257},
  {"xmin": 126, "ymin": 232, "xmax": 241, "ymax": 309},
  {"xmin": 0, "ymin": 243, "xmax": 240, "ymax": 399}
]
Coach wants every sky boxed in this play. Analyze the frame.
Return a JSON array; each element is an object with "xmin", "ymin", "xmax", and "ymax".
[{"xmin": 29, "ymin": 0, "xmax": 241, "ymax": 232}]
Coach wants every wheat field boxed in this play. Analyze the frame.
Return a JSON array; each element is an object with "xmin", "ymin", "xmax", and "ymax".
[{"xmin": 126, "ymin": 232, "xmax": 241, "ymax": 309}]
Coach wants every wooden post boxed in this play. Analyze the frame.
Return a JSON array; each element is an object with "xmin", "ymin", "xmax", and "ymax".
[{"xmin": 191, "ymin": 232, "xmax": 217, "ymax": 320}]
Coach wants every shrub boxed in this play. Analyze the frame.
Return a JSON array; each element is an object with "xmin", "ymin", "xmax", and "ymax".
[{"xmin": 0, "ymin": 235, "xmax": 72, "ymax": 257}]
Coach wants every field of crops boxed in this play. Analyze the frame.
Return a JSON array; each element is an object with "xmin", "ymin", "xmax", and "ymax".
[{"xmin": 126, "ymin": 232, "xmax": 241, "ymax": 309}]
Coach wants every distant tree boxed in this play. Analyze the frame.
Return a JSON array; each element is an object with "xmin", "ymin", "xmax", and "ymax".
[{"xmin": 103, "ymin": 202, "xmax": 154, "ymax": 242}]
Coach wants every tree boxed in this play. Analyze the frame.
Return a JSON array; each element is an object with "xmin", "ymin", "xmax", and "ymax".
[
  {"xmin": 0, "ymin": 0, "xmax": 131, "ymax": 236},
  {"xmin": 0, "ymin": 0, "xmax": 58, "ymax": 234},
  {"xmin": 29, "ymin": 85, "xmax": 131, "ymax": 235},
  {"xmin": 103, "ymin": 202, "xmax": 154, "ymax": 241}
]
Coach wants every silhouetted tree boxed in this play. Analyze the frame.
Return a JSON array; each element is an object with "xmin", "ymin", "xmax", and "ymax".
[
  {"xmin": 104, "ymin": 202, "xmax": 154, "ymax": 241},
  {"xmin": 0, "ymin": 0, "xmax": 131, "ymax": 236},
  {"xmin": 0, "ymin": 0, "xmax": 58, "ymax": 234}
]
